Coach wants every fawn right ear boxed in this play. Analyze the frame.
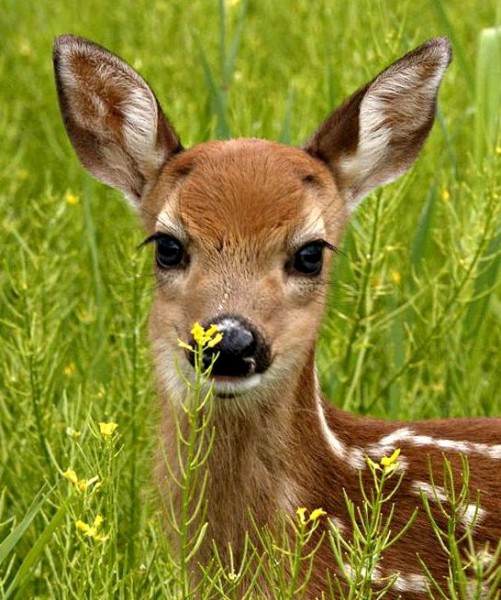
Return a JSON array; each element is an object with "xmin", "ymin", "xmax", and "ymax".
[
  {"xmin": 53, "ymin": 35, "xmax": 182, "ymax": 206},
  {"xmin": 305, "ymin": 37, "xmax": 452, "ymax": 212}
]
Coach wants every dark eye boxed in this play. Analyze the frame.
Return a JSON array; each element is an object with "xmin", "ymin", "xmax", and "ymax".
[
  {"xmin": 291, "ymin": 241, "xmax": 325, "ymax": 276},
  {"xmin": 155, "ymin": 235, "xmax": 186, "ymax": 269}
]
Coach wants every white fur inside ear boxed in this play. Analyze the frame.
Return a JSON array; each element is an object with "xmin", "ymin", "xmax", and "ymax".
[
  {"xmin": 122, "ymin": 87, "xmax": 165, "ymax": 173},
  {"xmin": 338, "ymin": 93, "xmax": 393, "ymax": 212},
  {"xmin": 61, "ymin": 54, "xmax": 162, "ymax": 168},
  {"xmin": 55, "ymin": 36, "xmax": 173, "ymax": 204},
  {"xmin": 339, "ymin": 43, "xmax": 451, "ymax": 211}
]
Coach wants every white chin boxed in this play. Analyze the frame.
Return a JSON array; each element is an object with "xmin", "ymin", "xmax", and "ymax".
[{"xmin": 211, "ymin": 374, "xmax": 262, "ymax": 396}]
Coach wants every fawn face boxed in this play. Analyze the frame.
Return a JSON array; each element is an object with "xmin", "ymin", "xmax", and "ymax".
[
  {"xmin": 53, "ymin": 35, "xmax": 451, "ymax": 402},
  {"xmin": 142, "ymin": 139, "xmax": 347, "ymax": 399}
]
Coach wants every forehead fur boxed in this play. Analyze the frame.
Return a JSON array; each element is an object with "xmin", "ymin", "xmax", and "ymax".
[{"xmin": 144, "ymin": 139, "xmax": 341, "ymax": 246}]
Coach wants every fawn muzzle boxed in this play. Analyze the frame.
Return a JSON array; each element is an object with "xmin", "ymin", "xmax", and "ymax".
[{"xmin": 188, "ymin": 315, "xmax": 271, "ymax": 380}]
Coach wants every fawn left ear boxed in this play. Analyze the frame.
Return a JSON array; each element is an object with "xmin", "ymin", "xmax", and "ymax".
[
  {"xmin": 53, "ymin": 35, "xmax": 182, "ymax": 206},
  {"xmin": 304, "ymin": 37, "xmax": 452, "ymax": 211}
]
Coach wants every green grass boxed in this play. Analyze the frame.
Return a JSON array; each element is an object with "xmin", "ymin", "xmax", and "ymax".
[{"xmin": 1, "ymin": 0, "xmax": 501, "ymax": 597}]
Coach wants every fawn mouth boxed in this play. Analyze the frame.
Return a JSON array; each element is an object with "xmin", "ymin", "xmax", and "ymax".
[{"xmin": 211, "ymin": 374, "xmax": 263, "ymax": 398}]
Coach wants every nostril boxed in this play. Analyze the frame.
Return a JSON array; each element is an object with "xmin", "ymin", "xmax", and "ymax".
[{"xmin": 186, "ymin": 315, "xmax": 271, "ymax": 378}]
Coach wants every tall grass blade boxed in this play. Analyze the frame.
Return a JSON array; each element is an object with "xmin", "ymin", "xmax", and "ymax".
[
  {"xmin": 431, "ymin": 0, "xmax": 474, "ymax": 94},
  {"xmin": 278, "ymin": 86, "xmax": 295, "ymax": 144},
  {"xmin": 5, "ymin": 502, "xmax": 68, "ymax": 600},
  {"xmin": 0, "ymin": 487, "xmax": 47, "ymax": 568},
  {"xmin": 474, "ymin": 27, "xmax": 501, "ymax": 168},
  {"xmin": 82, "ymin": 178, "xmax": 107, "ymax": 378},
  {"xmin": 194, "ymin": 0, "xmax": 248, "ymax": 140},
  {"xmin": 410, "ymin": 185, "xmax": 438, "ymax": 269},
  {"xmin": 224, "ymin": 0, "xmax": 249, "ymax": 87},
  {"xmin": 195, "ymin": 37, "xmax": 231, "ymax": 140},
  {"xmin": 463, "ymin": 229, "xmax": 501, "ymax": 347},
  {"xmin": 463, "ymin": 28, "xmax": 501, "ymax": 347}
]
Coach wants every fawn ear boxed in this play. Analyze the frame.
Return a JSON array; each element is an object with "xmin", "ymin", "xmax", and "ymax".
[
  {"xmin": 305, "ymin": 37, "xmax": 452, "ymax": 211},
  {"xmin": 53, "ymin": 35, "xmax": 182, "ymax": 206}
]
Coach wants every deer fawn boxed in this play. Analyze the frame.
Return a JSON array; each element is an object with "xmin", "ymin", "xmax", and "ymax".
[{"xmin": 54, "ymin": 35, "xmax": 501, "ymax": 597}]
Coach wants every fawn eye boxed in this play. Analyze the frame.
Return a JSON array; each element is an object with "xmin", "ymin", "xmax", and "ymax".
[
  {"xmin": 290, "ymin": 241, "xmax": 326, "ymax": 276},
  {"xmin": 155, "ymin": 234, "xmax": 186, "ymax": 269}
]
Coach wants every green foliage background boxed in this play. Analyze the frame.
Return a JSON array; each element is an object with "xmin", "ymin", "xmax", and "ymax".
[{"xmin": 1, "ymin": 0, "xmax": 501, "ymax": 597}]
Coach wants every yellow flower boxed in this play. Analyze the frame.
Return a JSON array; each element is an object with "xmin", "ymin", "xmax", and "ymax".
[
  {"xmin": 206, "ymin": 332, "xmax": 224, "ymax": 348},
  {"xmin": 62, "ymin": 469, "xmax": 100, "ymax": 492},
  {"xmin": 381, "ymin": 448, "xmax": 401, "ymax": 474},
  {"xmin": 65, "ymin": 191, "xmax": 79, "ymax": 205},
  {"xmin": 75, "ymin": 514, "xmax": 107, "ymax": 541},
  {"xmin": 296, "ymin": 507, "xmax": 308, "ymax": 526},
  {"xmin": 62, "ymin": 469, "xmax": 78, "ymax": 485},
  {"xmin": 309, "ymin": 508, "xmax": 327, "ymax": 522},
  {"xmin": 99, "ymin": 421, "xmax": 118, "ymax": 437},
  {"xmin": 63, "ymin": 362, "xmax": 75, "ymax": 376},
  {"xmin": 390, "ymin": 271, "xmax": 401, "ymax": 285},
  {"xmin": 78, "ymin": 476, "xmax": 100, "ymax": 492},
  {"xmin": 93, "ymin": 514, "xmax": 104, "ymax": 528},
  {"xmin": 366, "ymin": 448, "xmax": 402, "ymax": 476},
  {"xmin": 65, "ymin": 426, "xmax": 81, "ymax": 439},
  {"xmin": 442, "ymin": 188, "xmax": 450, "ymax": 202},
  {"xmin": 296, "ymin": 506, "xmax": 326, "ymax": 526},
  {"xmin": 182, "ymin": 322, "xmax": 224, "ymax": 350},
  {"xmin": 19, "ymin": 41, "xmax": 32, "ymax": 57},
  {"xmin": 191, "ymin": 322, "xmax": 206, "ymax": 344}
]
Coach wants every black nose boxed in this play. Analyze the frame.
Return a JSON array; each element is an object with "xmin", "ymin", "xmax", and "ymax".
[{"xmin": 187, "ymin": 315, "xmax": 271, "ymax": 377}]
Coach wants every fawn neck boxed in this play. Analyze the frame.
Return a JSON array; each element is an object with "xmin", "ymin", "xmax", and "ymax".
[{"xmin": 157, "ymin": 336, "xmax": 324, "ymax": 555}]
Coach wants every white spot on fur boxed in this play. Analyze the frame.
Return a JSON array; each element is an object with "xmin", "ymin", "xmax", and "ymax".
[
  {"xmin": 315, "ymin": 394, "xmax": 366, "ymax": 469},
  {"xmin": 342, "ymin": 562, "xmax": 382, "ymax": 583},
  {"xmin": 412, "ymin": 480, "xmax": 448, "ymax": 503},
  {"xmin": 462, "ymin": 502, "xmax": 486, "ymax": 528},
  {"xmin": 412, "ymin": 481, "xmax": 486, "ymax": 529},
  {"xmin": 316, "ymin": 395, "xmax": 347, "ymax": 460},
  {"xmin": 474, "ymin": 442, "xmax": 501, "ymax": 460},
  {"xmin": 370, "ymin": 429, "xmax": 501, "ymax": 461},
  {"xmin": 329, "ymin": 516, "xmax": 347, "ymax": 533},
  {"xmin": 466, "ymin": 580, "xmax": 489, "ymax": 599},
  {"xmin": 392, "ymin": 573, "xmax": 428, "ymax": 593},
  {"xmin": 348, "ymin": 447, "xmax": 367, "ymax": 469},
  {"xmin": 375, "ymin": 428, "xmax": 414, "ymax": 447},
  {"xmin": 343, "ymin": 562, "xmax": 428, "ymax": 594}
]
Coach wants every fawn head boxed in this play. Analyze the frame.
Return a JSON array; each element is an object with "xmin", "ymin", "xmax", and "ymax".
[{"xmin": 53, "ymin": 35, "xmax": 451, "ymax": 403}]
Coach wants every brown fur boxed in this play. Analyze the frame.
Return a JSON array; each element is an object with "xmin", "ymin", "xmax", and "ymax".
[{"xmin": 53, "ymin": 35, "xmax": 501, "ymax": 597}]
